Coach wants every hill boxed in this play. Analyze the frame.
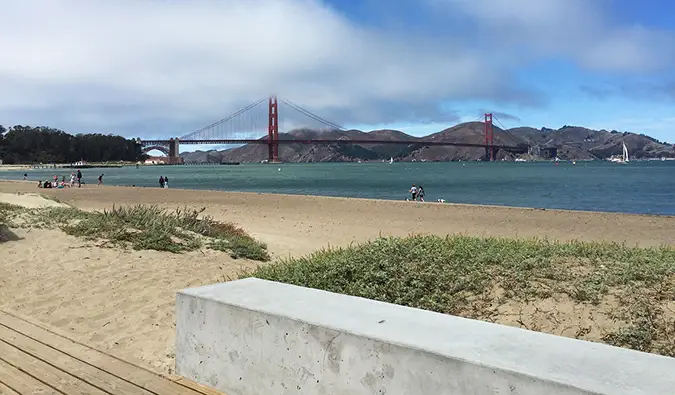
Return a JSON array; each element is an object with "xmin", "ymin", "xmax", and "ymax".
[
  {"xmin": 402, "ymin": 122, "xmax": 522, "ymax": 161},
  {"xmin": 180, "ymin": 124, "xmax": 674, "ymax": 163},
  {"xmin": 509, "ymin": 126, "xmax": 674, "ymax": 160}
]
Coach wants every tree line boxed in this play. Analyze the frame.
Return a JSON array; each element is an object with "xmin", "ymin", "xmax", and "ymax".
[{"xmin": 0, "ymin": 125, "xmax": 146, "ymax": 164}]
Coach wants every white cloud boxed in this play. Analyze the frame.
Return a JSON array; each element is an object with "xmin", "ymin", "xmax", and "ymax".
[
  {"xmin": 432, "ymin": 0, "xmax": 675, "ymax": 72},
  {"xmin": 0, "ymin": 0, "xmax": 495, "ymax": 131},
  {"xmin": 0, "ymin": 0, "xmax": 673, "ymax": 139}
]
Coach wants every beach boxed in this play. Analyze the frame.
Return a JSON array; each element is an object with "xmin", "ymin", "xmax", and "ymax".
[{"xmin": 2, "ymin": 180, "xmax": 675, "ymax": 374}]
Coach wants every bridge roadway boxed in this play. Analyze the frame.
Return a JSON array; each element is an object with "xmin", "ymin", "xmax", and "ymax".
[{"xmin": 140, "ymin": 139, "xmax": 529, "ymax": 152}]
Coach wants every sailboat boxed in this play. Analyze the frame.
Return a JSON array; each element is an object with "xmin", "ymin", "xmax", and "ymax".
[
  {"xmin": 608, "ymin": 142, "xmax": 629, "ymax": 164},
  {"xmin": 389, "ymin": 157, "xmax": 394, "ymax": 164},
  {"xmin": 623, "ymin": 142, "xmax": 630, "ymax": 163}
]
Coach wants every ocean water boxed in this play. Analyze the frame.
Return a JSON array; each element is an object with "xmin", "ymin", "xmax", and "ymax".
[{"xmin": 3, "ymin": 161, "xmax": 675, "ymax": 215}]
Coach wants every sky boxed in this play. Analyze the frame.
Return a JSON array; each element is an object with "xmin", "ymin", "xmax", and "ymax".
[{"xmin": 1, "ymin": 0, "xmax": 675, "ymax": 152}]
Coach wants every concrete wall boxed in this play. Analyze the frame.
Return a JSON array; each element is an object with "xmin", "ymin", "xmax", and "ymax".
[{"xmin": 176, "ymin": 278, "xmax": 675, "ymax": 395}]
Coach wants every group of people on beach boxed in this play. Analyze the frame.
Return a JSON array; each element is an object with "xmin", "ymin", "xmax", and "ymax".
[
  {"xmin": 408, "ymin": 184, "xmax": 425, "ymax": 202},
  {"xmin": 34, "ymin": 170, "xmax": 103, "ymax": 189},
  {"xmin": 27, "ymin": 170, "xmax": 169, "ymax": 189}
]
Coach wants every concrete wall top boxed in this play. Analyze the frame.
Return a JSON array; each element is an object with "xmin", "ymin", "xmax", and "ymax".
[{"xmin": 179, "ymin": 278, "xmax": 675, "ymax": 394}]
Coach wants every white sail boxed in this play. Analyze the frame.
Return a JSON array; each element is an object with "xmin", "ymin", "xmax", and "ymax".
[
  {"xmin": 389, "ymin": 157, "xmax": 394, "ymax": 164},
  {"xmin": 622, "ymin": 142, "xmax": 629, "ymax": 162}
]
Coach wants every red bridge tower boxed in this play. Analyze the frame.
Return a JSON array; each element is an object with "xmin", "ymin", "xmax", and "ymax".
[
  {"xmin": 484, "ymin": 113, "xmax": 494, "ymax": 161},
  {"xmin": 268, "ymin": 96, "xmax": 279, "ymax": 163}
]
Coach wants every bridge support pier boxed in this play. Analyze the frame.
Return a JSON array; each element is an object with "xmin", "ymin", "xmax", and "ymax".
[
  {"xmin": 168, "ymin": 138, "xmax": 183, "ymax": 164},
  {"xmin": 268, "ymin": 96, "xmax": 280, "ymax": 163},
  {"xmin": 484, "ymin": 113, "xmax": 494, "ymax": 161}
]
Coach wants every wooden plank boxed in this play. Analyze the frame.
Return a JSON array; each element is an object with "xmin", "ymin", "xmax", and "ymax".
[
  {"xmin": 0, "ymin": 381, "xmax": 21, "ymax": 395},
  {"xmin": 174, "ymin": 378, "xmax": 227, "ymax": 395},
  {"xmin": 0, "ymin": 341, "xmax": 107, "ymax": 395},
  {"xmin": 0, "ymin": 358, "xmax": 61, "ymax": 395},
  {"xmin": 0, "ymin": 311, "xmax": 215, "ymax": 395},
  {"xmin": 0, "ymin": 359, "xmax": 58, "ymax": 395},
  {"xmin": 0, "ymin": 325, "xmax": 153, "ymax": 395}
]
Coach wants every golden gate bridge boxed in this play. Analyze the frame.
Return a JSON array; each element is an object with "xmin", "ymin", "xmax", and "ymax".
[{"xmin": 137, "ymin": 96, "xmax": 530, "ymax": 163}]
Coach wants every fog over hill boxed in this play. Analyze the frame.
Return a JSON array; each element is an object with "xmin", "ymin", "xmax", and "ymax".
[{"xmin": 180, "ymin": 123, "xmax": 675, "ymax": 163}]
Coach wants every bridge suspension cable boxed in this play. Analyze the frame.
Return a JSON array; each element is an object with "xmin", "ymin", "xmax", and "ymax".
[
  {"xmin": 180, "ymin": 97, "xmax": 268, "ymax": 140},
  {"xmin": 176, "ymin": 96, "xmax": 346, "ymax": 143},
  {"xmin": 280, "ymin": 99, "xmax": 345, "ymax": 131},
  {"xmin": 491, "ymin": 114, "xmax": 521, "ymax": 143}
]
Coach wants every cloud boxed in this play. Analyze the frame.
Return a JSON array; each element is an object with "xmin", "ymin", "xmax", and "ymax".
[
  {"xmin": 581, "ymin": 82, "xmax": 675, "ymax": 102},
  {"xmin": 579, "ymin": 85, "xmax": 615, "ymax": 99},
  {"xmin": 431, "ymin": 0, "xmax": 675, "ymax": 73},
  {"xmin": 0, "ymin": 0, "xmax": 673, "ymax": 140},
  {"xmin": 486, "ymin": 111, "xmax": 521, "ymax": 124},
  {"xmin": 0, "ymin": 0, "xmax": 549, "ymax": 137}
]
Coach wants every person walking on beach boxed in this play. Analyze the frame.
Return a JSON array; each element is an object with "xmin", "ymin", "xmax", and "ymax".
[
  {"xmin": 418, "ymin": 185, "xmax": 425, "ymax": 202},
  {"xmin": 409, "ymin": 184, "xmax": 418, "ymax": 201},
  {"xmin": 23, "ymin": 173, "xmax": 27, "ymax": 180},
  {"xmin": 163, "ymin": 176, "xmax": 169, "ymax": 188},
  {"xmin": 70, "ymin": 172, "xmax": 75, "ymax": 187},
  {"xmin": 76, "ymin": 169, "xmax": 82, "ymax": 187},
  {"xmin": 97, "ymin": 174, "xmax": 104, "ymax": 185},
  {"xmin": 159, "ymin": 176, "xmax": 165, "ymax": 188}
]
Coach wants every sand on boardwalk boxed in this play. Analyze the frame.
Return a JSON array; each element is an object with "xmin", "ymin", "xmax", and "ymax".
[{"xmin": 1, "ymin": 180, "xmax": 675, "ymax": 374}]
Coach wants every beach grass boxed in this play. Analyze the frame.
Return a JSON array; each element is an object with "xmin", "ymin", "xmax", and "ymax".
[
  {"xmin": 0, "ymin": 202, "xmax": 25, "ymax": 242},
  {"xmin": 0, "ymin": 203, "xmax": 11, "ymax": 224},
  {"xmin": 0, "ymin": 203, "xmax": 12, "ymax": 241},
  {"xmin": 245, "ymin": 234, "xmax": 675, "ymax": 357},
  {"xmin": 4, "ymin": 204, "xmax": 270, "ymax": 260}
]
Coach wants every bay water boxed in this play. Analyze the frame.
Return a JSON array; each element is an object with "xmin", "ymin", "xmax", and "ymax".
[{"xmin": 3, "ymin": 161, "xmax": 674, "ymax": 216}]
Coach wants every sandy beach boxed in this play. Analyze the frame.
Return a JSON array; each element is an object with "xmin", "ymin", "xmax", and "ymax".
[{"xmin": 2, "ymin": 180, "xmax": 675, "ymax": 374}]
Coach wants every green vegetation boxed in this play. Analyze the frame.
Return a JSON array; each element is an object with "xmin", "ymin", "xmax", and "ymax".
[
  {"xmin": 0, "ymin": 203, "xmax": 12, "ymax": 225},
  {"xmin": 0, "ymin": 124, "xmax": 145, "ymax": 164},
  {"xmin": 245, "ymin": 234, "xmax": 675, "ymax": 357},
  {"xmin": 0, "ymin": 202, "xmax": 24, "ymax": 242},
  {"xmin": 3, "ymin": 203, "xmax": 269, "ymax": 260}
]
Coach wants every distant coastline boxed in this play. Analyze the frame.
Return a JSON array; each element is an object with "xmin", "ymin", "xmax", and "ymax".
[
  {"xmin": 180, "ymin": 124, "xmax": 675, "ymax": 164},
  {"xmin": 3, "ymin": 156, "xmax": 675, "ymax": 171}
]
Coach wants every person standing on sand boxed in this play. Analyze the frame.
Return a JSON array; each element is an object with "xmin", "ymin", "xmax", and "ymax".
[
  {"xmin": 23, "ymin": 173, "xmax": 27, "ymax": 180},
  {"xmin": 409, "ymin": 184, "xmax": 417, "ymax": 201},
  {"xmin": 76, "ymin": 169, "xmax": 82, "ymax": 187},
  {"xmin": 164, "ymin": 176, "xmax": 169, "ymax": 188},
  {"xmin": 70, "ymin": 172, "xmax": 75, "ymax": 187},
  {"xmin": 418, "ymin": 186, "xmax": 425, "ymax": 202},
  {"xmin": 159, "ymin": 176, "xmax": 165, "ymax": 188},
  {"xmin": 97, "ymin": 174, "xmax": 104, "ymax": 185}
]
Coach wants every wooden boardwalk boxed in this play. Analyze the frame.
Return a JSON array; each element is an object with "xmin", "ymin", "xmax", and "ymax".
[{"xmin": 0, "ymin": 309, "xmax": 223, "ymax": 395}]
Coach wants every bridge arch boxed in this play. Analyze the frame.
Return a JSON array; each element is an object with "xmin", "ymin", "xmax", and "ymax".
[{"xmin": 141, "ymin": 145, "xmax": 170, "ymax": 156}]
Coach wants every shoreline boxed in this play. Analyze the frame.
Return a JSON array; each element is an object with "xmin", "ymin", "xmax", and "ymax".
[
  {"xmin": 1, "ymin": 179, "xmax": 673, "ymax": 219},
  {"xmin": 2, "ymin": 180, "xmax": 675, "ymax": 250},
  {"xmin": 0, "ymin": 165, "xmax": 32, "ymax": 171}
]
